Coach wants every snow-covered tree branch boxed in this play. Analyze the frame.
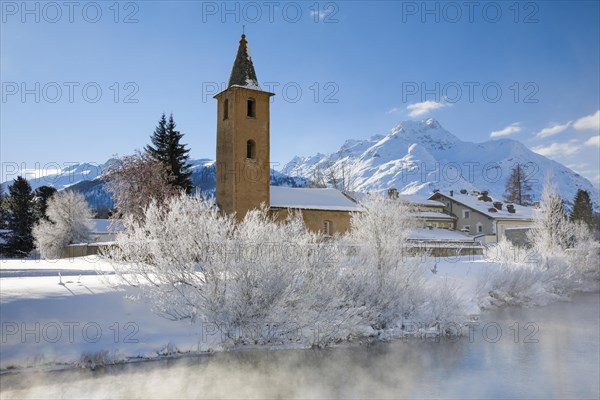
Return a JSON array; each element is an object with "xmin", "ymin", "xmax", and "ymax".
[{"xmin": 33, "ymin": 191, "xmax": 93, "ymax": 259}]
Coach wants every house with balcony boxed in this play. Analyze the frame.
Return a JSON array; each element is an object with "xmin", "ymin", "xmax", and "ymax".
[{"xmin": 428, "ymin": 190, "xmax": 536, "ymax": 244}]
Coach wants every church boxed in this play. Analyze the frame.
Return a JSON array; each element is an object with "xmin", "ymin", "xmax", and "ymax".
[{"xmin": 214, "ymin": 34, "xmax": 360, "ymax": 235}]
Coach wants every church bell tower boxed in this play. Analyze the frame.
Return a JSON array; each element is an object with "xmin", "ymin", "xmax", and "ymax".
[{"xmin": 214, "ymin": 34, "xmax": 275, "ymax": 220}]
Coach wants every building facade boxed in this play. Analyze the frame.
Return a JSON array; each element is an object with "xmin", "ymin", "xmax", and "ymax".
[
  {"xmin": 429, "ymin": 190, "xmax": 535, "ymax": 243},
  {"xmin": 215, "ymin": 35, "xmax": 359, "ymax": 234},
  {"xmin": 214, "ymin": 34, "xmax": 274, "ymax": 220}
]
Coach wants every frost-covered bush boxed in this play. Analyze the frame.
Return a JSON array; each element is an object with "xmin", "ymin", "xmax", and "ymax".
[
  {"xmin": 478, "ymin": 182, "xmax": 600, "ymax": 308},
  {"xmin": 106, "ymin": 193, "xmax": 469, "ymax": 347},
  {"xmin": 341, "ymin": 195, "xmax": 437, "ymax": 329},
  {"xmin": 33, "ymin": 191, "xmax": 93, "ymax": 259},
  {"xmin": 77, "ymin": 350, "xmax": 121, "ymax": 369},
  {"xmin": 106, "ymin": 194, "xmax": 235, "ymax": 321},
  {"xmin": 106, "ymin": 195, "xmax": 337, "ymax": 344},
  {"xmin": 211, "ymin": 205, "xmax": 328, "ymax": 337},
  {"xmin": 422, "ymin": 278, "xmax": 467, "ymax": 328},
  {"xmin": 479, "ymin": 239, "xmax": 564, "ymax": 307},
  {"xmin": 565, "ymin": 222, "xmax": 600, "ymax": 283},
  {"xmin": 343, "ymin": 196, "xmax": 464, "ymax": 330}
]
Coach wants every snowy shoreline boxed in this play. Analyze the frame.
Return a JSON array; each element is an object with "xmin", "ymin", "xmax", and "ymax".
[{"xmin": 2, "ymin": 255, "xmax": 598, "ymax": 374}]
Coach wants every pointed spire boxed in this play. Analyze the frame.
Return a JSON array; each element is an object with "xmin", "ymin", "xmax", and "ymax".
[{"xmin": 227, "ymin": 34, "xmax": 261, "ymax": 90}]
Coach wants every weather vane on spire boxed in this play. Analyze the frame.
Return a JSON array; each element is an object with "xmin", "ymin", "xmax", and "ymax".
[{"xmin": 242, "ymin": 25, "xmax": 245, "ymax": 35}]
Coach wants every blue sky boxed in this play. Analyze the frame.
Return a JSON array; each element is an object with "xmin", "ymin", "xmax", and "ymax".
[{"xmin": 2, "ymin": 0, "xmax": 599, "ymax": 186}]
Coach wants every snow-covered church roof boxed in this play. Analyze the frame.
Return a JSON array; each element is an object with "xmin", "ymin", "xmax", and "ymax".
[
  {"xmin": 270, "ymin": 186, "xmax": 362, "ymax": 212},
  {"xmin": 227, "ymin": 34, "xmax": 261, "ymax": 90}
]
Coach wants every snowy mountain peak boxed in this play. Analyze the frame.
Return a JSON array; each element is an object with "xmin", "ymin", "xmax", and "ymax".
[
  {"xmin": 283, "ymin": 119, "xmax": 599, "ymax": 210},
  {"xmin": 387, "ymin": 119, "xmax": 459, "ymax": 151},
  {"xmin": 392, "ymin": 118, "xmax": 440, "ymax": 133}
]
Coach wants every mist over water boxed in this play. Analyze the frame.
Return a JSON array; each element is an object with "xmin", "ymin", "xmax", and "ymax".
[{"xmin": 1, "ymin": 293, "xmax": 598, "ymax": 399}]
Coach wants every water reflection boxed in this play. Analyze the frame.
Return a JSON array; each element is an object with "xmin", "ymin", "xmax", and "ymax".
[{"xmin": 1, "ymin": 293, "xmax": 598, "ymax": 399}]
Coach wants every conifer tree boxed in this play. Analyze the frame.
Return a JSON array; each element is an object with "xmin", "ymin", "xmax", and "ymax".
[
  {"xmin": 0, "ymin": 183, "xmax": 7, "ymax": 229},
  {"xmin": 146, "ymin": 113, "xmax": 169, "ymax": 163},
  {"xmin": 34, "ymin": 185, "xmax": 58, "ymax": 220},
  {"xmin": 504, "ymin": 163, "xmax": 533, "ymax": 205},
  {"xmin": 570, "ymin": 189, "xmax": 594, "ymax": 229},
  {"xmin": 146, "ymin": 113, "xmax": 194, "ymax": 193},
  {"xmin": 5, "ymin": 177, "xmax": 37, "ymax": 257}
]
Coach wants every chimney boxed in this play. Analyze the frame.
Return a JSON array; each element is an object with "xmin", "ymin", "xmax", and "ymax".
[
  {"xmin": 478, "ymin": 191, "xmax": 492, "ymax": 202},
  {"xmin": 450, "ymin": 190, "xmax": 454, "ymax": 197},
  {"xmin": 506, "ymin": 204, "xmax": 516, "ymax": 214},
  {"xmin": 493, "ymin": 201, "xmax": 503, "ymax": 210}
]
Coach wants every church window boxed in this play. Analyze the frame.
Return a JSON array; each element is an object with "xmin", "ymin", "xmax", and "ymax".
[
  {"xmin": 223, "ymin": 99, "xmax": 229, "ymax": 120},
  {"xmin": 247, "ymin": 98, "xmax": 256, "ymax": 117},
  {"xmin": 323, "ymin": 220, "xmax": 332, "ymax": 235},
  {"xmin": 247, "ymin": 139, "xmax": 256, "ymax": 159}
]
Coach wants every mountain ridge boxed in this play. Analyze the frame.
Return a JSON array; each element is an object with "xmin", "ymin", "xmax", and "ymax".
[
  {"xmin": 3, "ymin": 119, "xmax": 597, "ymax": 211},
  {"xmin": 281, "ymin": 118, "xmax": 599, "ymax": 210}
]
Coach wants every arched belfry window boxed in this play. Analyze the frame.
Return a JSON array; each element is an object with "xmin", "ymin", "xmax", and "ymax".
[
  {"xmin": 247, "ymin": 98, "xmax": 256, "ymax": 117},
  {"xmin": 223, "ymin": 99, "xmax": 229, "ymax": 120},
  {"xmin": 247, "ymin": 139, "xmax": 256, "ymax": 159}
]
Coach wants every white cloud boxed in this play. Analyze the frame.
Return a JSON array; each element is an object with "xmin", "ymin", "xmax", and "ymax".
[
  {"xmin": 573, "ymin": 110, "xmax": 600, "ymax": 131},
  {"xmin": 406, "ymin": 101, "xmax": 449, "ymax": 118},
  {"xmin": 584, "ymin": 135, "xmax": 600, "ymax": 148},
  {"xmin": 309, "ymin": 10, "xmax": 328, "ymax": 21},
  {"xmin": 533, "ymin": 110, "xmax": 599, "ymax": 140},
  {"xmin": 535, "ymin": 121, "xmax": 572, "ymax": 138},
  {"xmin": 490, "ymin": 122, "xmax": 522, "ymax": 138},
  {"xmin": 567, "ymin": 163, "xmax": 589, "ymax": 170},
  {"xmin": 386, "ymin": 107, "xmax": 400, "ymax": 115},
  {"xmin": 532, "ymin": 140, "xmax": 581, "ymax": 157}
]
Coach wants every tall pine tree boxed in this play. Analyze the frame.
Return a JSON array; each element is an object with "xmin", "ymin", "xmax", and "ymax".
[
  {"xmin": 34, "ymin": 185, "xmax": 58, "ymax": 220},
  {"xmin": 0, "ymin": 183, "xmax": 7, "ymax": 229},
  {"xmin": 504, "ymin": 163, "xmax": 533, "ymax": 205},
  {"xmin": 570, "ymin": 189, "xmax": 594, "ymax": 229},
  {"xmin": 146, "ymin": 113, "xmax": 194, "ymax": 193},
  {"xmin": 146, "ymin": 113, "xmax": 169, "ymax": 163},
  {"xmin": 6, "ymin": 177, "xmax": 37, "ymax": 257}
]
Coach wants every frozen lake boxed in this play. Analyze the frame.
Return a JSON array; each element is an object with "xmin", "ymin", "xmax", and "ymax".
[{"xmin": 1, "ymin": 293, "xmax": 598, "ymax": 399}]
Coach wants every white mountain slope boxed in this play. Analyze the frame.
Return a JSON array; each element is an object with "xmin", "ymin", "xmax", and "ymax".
[
  {"xmin": 282, "ymin": 119, "xmax": 599, "ymax": 210},
  {"xmin": 1, "ymin": 159, "xmax": 215, "ymax": 193},
  {"xmin": 1, "ymin": 158, "xmax": 308, "ymax": 209}
]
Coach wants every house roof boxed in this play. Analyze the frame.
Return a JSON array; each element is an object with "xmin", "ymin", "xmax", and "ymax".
[
  {"xmin": 429, "ymin": 191, "xmax": 535, "ymax": 220},
  {"xmin": 270, "ymin": 186, "xmax": 362, "ymax": 212},
  {"xmin": 397, "ymin": 194, "xmax": 445, "ymax": 207},
  {"xmin": 413, "ymin": 211, "xmax": 456, "ymax": 220},
  {"xmin": 407, "ymin": 228, "xmax": 474, "ymax": 243},
  {"xmin": 346, "ymin": 192, "xmax": 445, "ymax": 207},
  {"xmin": 227, "ymin": 34, "xmax": 261, "ymax": 90}
]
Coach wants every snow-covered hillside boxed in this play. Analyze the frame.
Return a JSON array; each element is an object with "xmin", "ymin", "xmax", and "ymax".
[
  {"xmin": 282, "ymin": 119, "xmax": 600, "ymax": 210},
  {"xmin": 1, "ymin": 159, "xmax": 309, "ymax": 210},
  {"xmin": 3, "ymin": 119, "xmax": 597, "ymax": 210}
]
